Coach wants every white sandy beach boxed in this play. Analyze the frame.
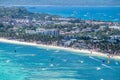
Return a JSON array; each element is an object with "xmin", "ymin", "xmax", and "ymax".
[{"xmin": 0, "ymin": 38, "xmax": 120, "ymax": 60}]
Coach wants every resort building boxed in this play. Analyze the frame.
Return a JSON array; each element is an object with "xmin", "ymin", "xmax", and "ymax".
[
  {"xmin": 26, "ymin": 28, "xmax": 60, "ymax": 37},
  {"xmin": 25, "ymin": 30, "xmax": 37, "ymax": 34},
  {"xmin": 110, "ymin": 35, "xmax": 120, "ymax": 40},
  {"xmin": 36, "ymin": 28, "xmax": 60, "ymax": 37},
  {"xmin": 43, "ymin": 29, "xmax": 60, "ymax": 37},
  {"xmin": 109, "ymin": 26, "xmax": 120, "ymax": 30}
]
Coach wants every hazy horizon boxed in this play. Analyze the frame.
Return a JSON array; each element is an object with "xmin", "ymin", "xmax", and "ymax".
[{"xmin": 0, "ymin": 0, "xmax": 120, "ymax": 6}]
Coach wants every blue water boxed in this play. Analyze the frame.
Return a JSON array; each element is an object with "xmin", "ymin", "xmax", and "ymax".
[
  {"xmin": 0, "ymin": 42, "xmax": 120, "ymax": 80},
  {"xmin": 25, "ymin": 6, "xmax": 120, "ymax": 22}
]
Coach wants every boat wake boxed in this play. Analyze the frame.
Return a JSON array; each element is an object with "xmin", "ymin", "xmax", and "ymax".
[
  {"xmin": 89, "ymin": 56, "xmax": 101, "ymax": 62},
  {"xmin": 101, "ymin": 64, "xmax": 113, "ymax": 70},
  {"xmin": 15, "ymin": 54, "xmax": 36, "ymax": 57}
]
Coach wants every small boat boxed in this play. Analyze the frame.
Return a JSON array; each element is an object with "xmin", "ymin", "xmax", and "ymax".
[
  {"xmin": 55, "ymin": 50, "xmax": 59, "ymax": 53},
  {"xmin": 32, "ymin": 54, "xmax": 36, "ymax": 56}
]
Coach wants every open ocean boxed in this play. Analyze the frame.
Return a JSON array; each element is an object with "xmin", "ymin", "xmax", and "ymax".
[
  {"xmin": 0, "ymin": 42, "xmax": 120, "ymax": 80},
  {"xmin": 25, "ymin": 6, "xmax": 120, "ymax": 22}
]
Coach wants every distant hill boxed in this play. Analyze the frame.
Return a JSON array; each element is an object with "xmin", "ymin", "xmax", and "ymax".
[{"xmin": 0, "ymin": 0, "xmax": 120, "ymax": 6}]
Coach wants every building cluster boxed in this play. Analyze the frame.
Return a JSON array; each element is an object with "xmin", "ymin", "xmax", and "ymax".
[{"xmin": 1, "ymin": 16, "xmax": 120, "ymax": 41}]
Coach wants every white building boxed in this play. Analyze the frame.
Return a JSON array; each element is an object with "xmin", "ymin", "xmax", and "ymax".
[
  {"xmin": 109, "ymin": 26, "xmax": 120, "ymax": 30},
  {"xmin": 43, "ymin": 29, "xmax": 59, "ymax": 37},
  {"xmin": 26, "ymin": 28, "xmax": 60, "ymax": 37},
  {"xmin": 110, "ymin": 35, "xmax": 120, "ymax": 39},
  {"xmin": 25, "ymin": 30, "xmax": 36, "ymax": 34},
  {"xmin": 36, "ymin": 28, "xmax": 60, "ymax": 36}
]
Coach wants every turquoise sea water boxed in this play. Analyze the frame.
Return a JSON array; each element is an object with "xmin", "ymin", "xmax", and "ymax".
[
  {"xmin": 0, "ymin": 42, "xmax": 120, "ymax": 80},
  {"xmin": 25, "ymin": 6, "xmax": 120, "ymax": 22}
]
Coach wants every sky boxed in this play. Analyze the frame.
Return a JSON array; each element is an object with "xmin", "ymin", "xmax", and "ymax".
[{"xmin": 0, "ymin": 0, "xmax": 120, "ymax": 6}]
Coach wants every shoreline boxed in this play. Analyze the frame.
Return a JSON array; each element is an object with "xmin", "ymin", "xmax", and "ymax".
[{"xmin": 0, "ymin": 38, "xmax": 120, "ymax": 60}]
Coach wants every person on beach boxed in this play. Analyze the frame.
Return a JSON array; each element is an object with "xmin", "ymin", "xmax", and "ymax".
[
  {"xmin": 107, "ymin": 53, "xmax": 110, "ymax": 64},
  {"xmin": 90, "ymin": 50, "xmax": 92, "ymax": 54}
]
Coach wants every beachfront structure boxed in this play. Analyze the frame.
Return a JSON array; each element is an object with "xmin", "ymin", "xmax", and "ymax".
[
  {"xmin": 26, "ymin": 28, "xmax": 60, "ymax": 37},
  {"xmin": 109, "ymin": 26, "xmax": 120, "ymax": 30},
  {"xmin": 43, "ymin": 29, "xmax": 59, "ymax": 37},
  {"xmin": 25, "ymin": 30, "xmax": 37, "ymax": 34},
  {"xmin": 110, "ymin": 35, "xmax": 120, "ymax": 40},
  {"xmin": 108, "ymin": 35, "xmax": 120, "ymax": 42},
  {"xmin": 100, "ymin": 26, "xmax": 108, "ymax": 30}
]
